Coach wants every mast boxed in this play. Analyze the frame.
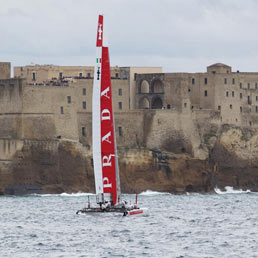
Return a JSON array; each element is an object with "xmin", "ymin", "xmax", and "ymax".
[
  {"xmin": 92, "ymin": 15, "xmax": 103, "ymax": 201},
  {"xmin": 92, "ymin": 15, "xmax": 120, "ymax": 205}
]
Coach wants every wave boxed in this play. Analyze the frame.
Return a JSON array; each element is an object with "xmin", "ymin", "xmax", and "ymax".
[
  {"xmin": 214, "ymin": 186, "xmax": 251, "ymax": 195},
  {"xmin": 33, "ymin": 192, "xmax": 95, "ymax": 197},
  {"xmin": 139, "ymin": 190, "xmax": 171, "ymax": 196},
  {"xmin": 60, "ymin": 192, "xmax": 95, "ymax": 197}
]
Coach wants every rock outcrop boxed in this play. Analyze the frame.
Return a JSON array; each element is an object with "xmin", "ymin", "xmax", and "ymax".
[{"xmin": 1, "ymin": 110, "xmax": 258, "ymax": 195}]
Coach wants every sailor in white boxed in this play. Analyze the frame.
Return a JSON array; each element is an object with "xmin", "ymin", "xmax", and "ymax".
[{"xmin": 101, "ymin": 202, "xmax": 107, "ymax": 210}]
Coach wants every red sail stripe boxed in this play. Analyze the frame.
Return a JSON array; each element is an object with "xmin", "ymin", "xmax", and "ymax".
[
  {"xmin": 100, "ymin": 46, "xmax": 117, "ymax": 204},
  {"xmin": 96, "ymin": 15, "xmax": 103, "ymax": 47}
]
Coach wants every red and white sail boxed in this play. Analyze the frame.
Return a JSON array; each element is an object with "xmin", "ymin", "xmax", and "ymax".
[{"xmin": 92, "ymin": 15, "xmax": 120, "ymax": 205}]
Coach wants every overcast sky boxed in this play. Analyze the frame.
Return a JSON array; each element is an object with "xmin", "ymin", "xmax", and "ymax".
[{"xmin": 1, "ymin": 0, "xmax": 258, "ymax": 73}]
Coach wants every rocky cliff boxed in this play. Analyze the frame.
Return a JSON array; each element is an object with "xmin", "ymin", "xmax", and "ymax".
[{"xmin": 1, "ymin": 110, "xmax": 258, "ymax": 195}]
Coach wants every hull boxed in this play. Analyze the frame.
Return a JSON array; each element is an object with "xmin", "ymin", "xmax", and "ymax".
[
  {"xmin": 76, "ymin": 207, "xmax": 147, "ymax": 216},
  {"xmin": 76, "ymin": 207, "xmax": 125, "ymax": 214},
  {"xmin": 128, "ymin": 208, "xmax": 148, "ymax": 216}
]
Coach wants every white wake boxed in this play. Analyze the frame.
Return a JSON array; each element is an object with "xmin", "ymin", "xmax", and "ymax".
[
  {"xmin": 139, "ymin": 190, "xmax": 171, "ymax": 196},
  {"xmin": 214, "ymin": 186, "xmax": 251, "ymax": 194},
  {"xmin": 34, "ymin": 192, "xmax": 95, "ymax": 197}
]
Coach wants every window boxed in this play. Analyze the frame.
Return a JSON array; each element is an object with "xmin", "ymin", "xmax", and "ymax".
[
  {"xmin": 232, "ymin": 91, "xmax": 234, "ymax": 97},
  {"xmin": 115, "ymin": 73, "xmax": 119, "ymax": 78},
  {"xmin": 240, "ymin": 93, "xmax": 243, "ymax": 99},
  {"xmin": 167, "ymin": 104, "xmax": 171, "ymax": 109},
  {"xmin": 204, "ymin": 78, "xmax": 208, "ymax": 85},
  {"xmin": 248, "ymin": 96, "xmax": 251, "ymax": 104},
  {"xmin": 82, "ymin": 101, "xmax": 86, "ymax": 109},
  {"xmin": 192, "ymin": 78, "xmax": 195, "ymax": 85},
  {"xmin": 256, "ymin": 96, "xmax": 258, "ymax": 101},
  {"xmin": 224, "ymin": 78, "xmax": 227, "ymax": 84},
  {"xmin": 230, "ymin": 104, "xmax": 232, "ymax": 109},
  {"xmin": 118, "ymin": 126, "xmax": 122, "ymax": 136},
  {"xmin": 256, "ymin": 106, "xmax": 258, "ymax": 112},
  {"xmin": 32, "ymin": 72, "xmax": 36, "ymax": 81},
  {"xmin": 218, "ymin": 105, "xmax": 221, "ymax": 111},
  {"xmin": 118, "ymin": 88, "xmax": 122, "ymax": 96},
  {"xmin": 67, "ymin": 96, "xmax": 71, "ymax": 104},
  {"xmin": 60, "ymin": 106, "xmax": 64, "ymax": 114},
  {"xmin": 59, "ymin": 72, "xmax": 63, "ymax": 80},
  {"xmin": 79, "ymin": 72, "xmax": 83, "ymax": 78},
  {"xmin": 256, "ymin": 83, "xmax": 258, "ymax": 89},
  {"xmin": 83, "ymin": 88, "xmax": 86, "ymax": 96},
  {"xmin": 248, "ymin": 83, "xmax": 250, "ymax": 89},
  {"xmin": 232, "ymin": 78, "xmax": 235, "ymax": 84},
  {"xmin": 204, "ymin": 90, "xmax": 208, "ymax": 97},
  {"xmin": 226, "ymin": 91, "xmax": 229, "ymax": 97},
  {"xmin": 240, "ymin": 83, "xmax": 242, "ymax": 89},
  {"xmin": 82, "ymin": 127, "xmax": 85, "ymax": 136},
  {"xmin": 87, "ymin": 73, "xmax": 91, "ymax": 78},
  {"xmin": 240, "ymin": 107, "xmax": 242, "ymax": 112},
  {"xmin": 184, "ymin": 103, "xmax": 187, "ymax": 108},
  {"xmin": 118, "ymin": 102, "xmax": 122, "ymax": 110}
]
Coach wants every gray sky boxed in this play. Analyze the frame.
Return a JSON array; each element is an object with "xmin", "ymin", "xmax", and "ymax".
[{"xmin": 1, "ymin": 0, "xmax": 258, "ymax": 73}]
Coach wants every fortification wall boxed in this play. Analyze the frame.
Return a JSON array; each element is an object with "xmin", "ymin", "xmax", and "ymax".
[
  {"xmin": 77, "ymin": 108, "xmax": 219, "ymax": 162},
  {"xmin": 14, "ymin": 65, "xmax": 95, "ymax": 84},
  {"xmin": 22, "ymin": 85, "xmax": 78, "ymax": 140},
  {"xmin": 0, "ymin": 79, "xmax": 24, "ymax": 139},
  {"xmin": 0, "ymin": 79, "xmax": 23, "ymax": 113},
  {"xmin": 77, "ymin": 110, "xmax": 145, "ymax": 149},
  {"xmin": 1, "ymin": 106, "xmax": 258, "ymax": 194},
  {"xmin": 72, "ymin": 79, "xmax": 129, "ymax": 113},
  {"xmin": 163, "ymin": 75, "xmax": 185, "ymax": 110},
  {"xmin": 0, "ymin": 63, "xmax": 11, "ymax": 79}
]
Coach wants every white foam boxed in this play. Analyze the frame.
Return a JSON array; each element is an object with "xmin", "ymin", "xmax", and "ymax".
[
  {"xmin": 139, "ymin": 190, "xmax": 171, "ymax": 196},
  {"xmin": 60, "ymin": 192, "xmax": 95, "ymax": 197},
  {"xmin": 215, "ymin": 186, "xmax": 251, "ymax": 194},
  {"xmin": 34, "ymin": 192, "xmax": 95, "ymax": 197}
]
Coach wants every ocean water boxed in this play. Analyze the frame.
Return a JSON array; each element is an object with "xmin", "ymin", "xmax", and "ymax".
[{"xmin": 1, "ymin": 188, "xmax": 258, "ymax": 258}]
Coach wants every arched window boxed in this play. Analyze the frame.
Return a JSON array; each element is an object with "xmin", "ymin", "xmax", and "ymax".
[
  {"xmin": 139, "ymin": 97, "xmax": 150, "ymax": 109},
  {"xmin": 140, "ymin": 80, "xmax": 150, "ymax": 93},
  {"xmin": 152, "ymin": 79, "xmax": 163, "ymax": 93},
  {"xmin": 152, "ymin": 97, "xmax": 163, "ymax": 109}
]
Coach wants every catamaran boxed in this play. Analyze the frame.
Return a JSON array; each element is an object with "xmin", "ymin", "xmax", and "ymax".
[{"xmin": 76, "ymin": 15, "xmax": 145, "ymax": 216}]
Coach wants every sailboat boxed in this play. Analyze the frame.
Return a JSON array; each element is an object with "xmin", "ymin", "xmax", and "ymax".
[{"xmin": 77, "ymin": 15, "xmax": 145, "ymax": 216}]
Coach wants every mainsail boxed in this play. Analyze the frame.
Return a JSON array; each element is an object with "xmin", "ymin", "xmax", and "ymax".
[{"xmin": 92, "ymin": 15, "xmax": 120, "ymax": 205}]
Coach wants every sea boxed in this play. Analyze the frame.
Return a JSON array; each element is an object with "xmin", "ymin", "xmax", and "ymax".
[{"xmin": 1, "ymin": 187, "xmax": 258, "ymax": 258}]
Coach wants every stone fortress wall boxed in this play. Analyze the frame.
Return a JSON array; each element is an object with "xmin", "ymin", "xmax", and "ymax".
[
  {"xmin": 0, "ymin": 62, "xmax": 11, "ymax": 79},
  {"xmin": 136, "ymin": 63, "xmax": 258, "ymax": 128},
  {"xmin": 3, "ymin": 62, "xmax": 258, "ymax": 153},
  {"xmin": 1, "ymin": 61, "xmax": 258, "ymax": 194}
]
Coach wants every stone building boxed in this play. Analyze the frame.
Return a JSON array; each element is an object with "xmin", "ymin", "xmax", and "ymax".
[
  {"xmin": 7, "ymin": 64, "xmax": 162, "ymax": 143},
  {"xmin": 0, "ymin": 62, "xmax": 11, "ymax": 79},
  {"xmin": 2, "ymin": 61, "xmax": 258, "ymax": 194},
  {"xmin": 14, "ymin": 64, "xmax": 162, "ymax": 112},
  {"xmin": 4, "ymin": 62, "xmax": 258, "ymax": 145},
  {"xmin": 135, "ymin": 63, "xmax": 258, "ymax": 128}
]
